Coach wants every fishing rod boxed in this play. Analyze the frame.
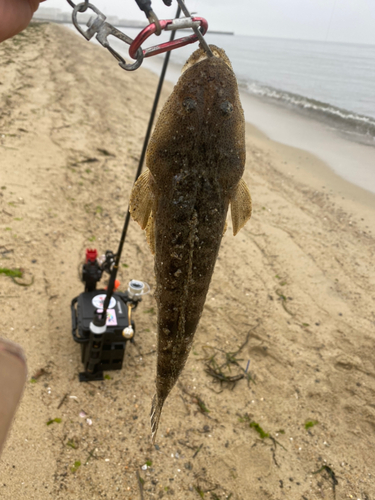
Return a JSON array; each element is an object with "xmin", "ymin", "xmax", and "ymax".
[
  {"xmin": 70, "ymin": 0, "xmax": 211, "ymax": 381},
  {"xmin": 100, "ymin": 2, "xmax": 183, "ymax": 316}
]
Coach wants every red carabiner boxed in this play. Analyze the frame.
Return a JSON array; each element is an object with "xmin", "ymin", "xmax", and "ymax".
[{"xmin": 128, "ymin": 17, "xmax": 208, "ymax": 60}]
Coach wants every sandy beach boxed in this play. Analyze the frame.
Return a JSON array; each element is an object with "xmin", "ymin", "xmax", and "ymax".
[{"xmin": 1, "ymin": 23, "xmax": 375, "ymax": 500}]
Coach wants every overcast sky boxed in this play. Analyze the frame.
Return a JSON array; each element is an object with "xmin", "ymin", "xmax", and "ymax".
[{"xmin": 46, "ymin": 0, "xmax": 375, "ymax": 44}]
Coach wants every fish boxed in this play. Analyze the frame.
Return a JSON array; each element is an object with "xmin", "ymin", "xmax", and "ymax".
[{"xmin": 129, "ymin": 45, "xmax": 252, "ymax": 441}]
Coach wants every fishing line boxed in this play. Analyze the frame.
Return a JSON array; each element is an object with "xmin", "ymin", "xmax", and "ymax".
[
  {"xmin": 325, "ymin": 0, "xmax": 338, "ymax": 42},
  {"xmin": 101, "ymin": 3, "xmax": 182, "ymax": 315}
]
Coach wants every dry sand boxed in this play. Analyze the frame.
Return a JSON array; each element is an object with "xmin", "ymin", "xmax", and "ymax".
[{"xmin": 1, "ymin": 23, "xmax": 375, "ymax": 500}]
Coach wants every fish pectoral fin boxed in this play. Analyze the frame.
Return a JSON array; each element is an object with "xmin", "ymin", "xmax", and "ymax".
[
  {"xmin": 230, "ymin": 178, "xmax": 252, "ymax": 236},
  {"xmin": 223, "ymin": 219, "xmax": 228, "ymax": 236},
  {"xmin": 129, "ymin": 169, "xmax": 154, "ymax": 230},
  {"xmin": 145, "ymin": 211, "xmax": 156, "ymax": 255}
]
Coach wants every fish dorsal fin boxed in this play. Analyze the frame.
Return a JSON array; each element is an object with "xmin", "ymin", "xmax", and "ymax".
[
  {"xmin": 230, "ymin": 178, "xmax": 252, "ymax": 236},
  {"xmin": 145, "ymin": 212, "xmax": 156, "ymax": 255},
  {"xmin": 129, "ymin": 169, "xmax": 154, "ymax": 230}
]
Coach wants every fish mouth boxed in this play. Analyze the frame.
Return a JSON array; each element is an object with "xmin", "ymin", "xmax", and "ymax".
[{"xmin": 181, "ymin": 44, "xmax": 233, "ymax": 74}]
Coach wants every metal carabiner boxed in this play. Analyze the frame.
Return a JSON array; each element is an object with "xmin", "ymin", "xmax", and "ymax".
[
  {"xmin": 72, "ymin": 2, "xmax": 144, "ymax": 71},
  {"xmin": 95, "ymin": 23, "xmax": 144, "ymax": 71},
  {"xmin": 128, "ymin": 17, "xmax": 208, "ymax": 60}
]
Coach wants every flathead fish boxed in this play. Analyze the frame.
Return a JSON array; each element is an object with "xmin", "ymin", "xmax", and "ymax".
[{"xmin": 130, "ymin": 45, "xmax": 252, "ymax": 441}]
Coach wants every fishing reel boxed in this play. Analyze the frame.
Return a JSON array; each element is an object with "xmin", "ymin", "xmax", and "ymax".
[{"xmin": 71, "ymin": 248, "xmax": 150, "ymax": 382}]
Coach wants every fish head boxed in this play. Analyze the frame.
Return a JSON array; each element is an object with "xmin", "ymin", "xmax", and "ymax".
[
  {"xmin": 147, "ymin": 45, "xmax": 246, "ymax": 193},
  {"xmin": 181, "ymin": 44, "xmax": 234, "ymax": 73}
]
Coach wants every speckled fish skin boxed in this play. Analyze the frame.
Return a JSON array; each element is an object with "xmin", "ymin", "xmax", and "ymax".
[{"xmin": 129, "ymin": 45, "xmax": 252, "ymax": 441}]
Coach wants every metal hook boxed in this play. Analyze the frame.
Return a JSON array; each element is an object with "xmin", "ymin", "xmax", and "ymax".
[
  {"xmin": 147, "ymin": 10, "xmax": 162, "ymax": 36},
  {"xmin": 176, "ymin": 0, "xmax": 213, "ymax": 57},
  {"xmin": 72, "ymin": 2, "xmax": 144, "ymax": 71},
  {"xmin": 95, "ymin": 23, "xmax": 144, "ymax": 71}
]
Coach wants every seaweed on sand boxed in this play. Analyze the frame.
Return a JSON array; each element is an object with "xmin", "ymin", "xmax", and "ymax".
[
  {"xmin": 238, "ymin": 414, "xmax": 286, "ymax": 467},
  {"xmin": 313, "ymin": 465, "xmax": 338, "ymax": 499},
  {"xmin": 0, "ymin": 267, "xmax": 33, "ymax": 286},
  {"xmin": 203, "ymin": 330, "xmax": 255, "ymax": 389}
]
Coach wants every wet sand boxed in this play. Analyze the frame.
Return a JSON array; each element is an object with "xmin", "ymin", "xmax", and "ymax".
[{"xmin": 1, "ymin": 23, "xmax": 375, "ymax": 500}]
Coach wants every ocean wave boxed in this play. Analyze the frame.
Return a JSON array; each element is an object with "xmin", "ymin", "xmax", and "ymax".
[{"xmin": 241, "ymin": 80, "xmax": 375, "ymax": 144}]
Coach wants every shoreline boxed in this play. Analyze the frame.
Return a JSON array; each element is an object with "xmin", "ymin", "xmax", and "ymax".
[
  {"xmin": 63, "ymin": 24, "xmax": 375, "ymax": 199},
  {"xmin": 138, "ymin": 47, "xmax": 375, "ymax": 236},
  {"xmin": 141, "ymin": 51, "xmax": 375, "ymax": 201},
  {"xmin": 1, "ymin": 23, "xmax": 375, "ymax": 499}
]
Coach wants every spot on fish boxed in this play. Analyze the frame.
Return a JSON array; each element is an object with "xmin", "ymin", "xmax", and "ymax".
[
  {"xmin": 220, "ymin": 101, "xmax": 233, "ymax": 115},
  {"xmin": 183, "ymin": 98, "xmax": 197, "ymax": 113}
]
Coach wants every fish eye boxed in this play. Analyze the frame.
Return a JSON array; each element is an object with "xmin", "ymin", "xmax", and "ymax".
[
  {"xmin": 183, "ymin": 98, "xmax": 197, "ymax": 113},
  {"xmin": 220, "ymin": 101, "xmax": 233, "ymax": 115}
]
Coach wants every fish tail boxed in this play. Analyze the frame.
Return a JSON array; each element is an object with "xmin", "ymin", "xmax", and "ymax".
[{"xmin": 150, "ymin": 393, "xmax": 163, "ymax": 443}]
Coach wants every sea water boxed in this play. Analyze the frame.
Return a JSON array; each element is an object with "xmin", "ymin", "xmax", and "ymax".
[{"xmin": 119, "ymin": 29, "xmax": 375, "ymax": 146}]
